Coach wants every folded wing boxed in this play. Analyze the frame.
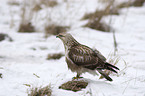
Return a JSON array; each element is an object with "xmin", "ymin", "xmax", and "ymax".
[{"xmin": 68, "ymin": 45, "xmax": 99, "ymax": 70}]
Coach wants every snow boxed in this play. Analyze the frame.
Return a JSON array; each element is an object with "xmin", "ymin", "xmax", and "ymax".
[{"xmin": 0, "ymin": 0, "xmax": 145, "ymax": 96}]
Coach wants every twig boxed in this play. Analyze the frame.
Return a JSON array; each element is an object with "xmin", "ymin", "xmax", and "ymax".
[
  {"xmin": 113, "ymin": 30, "xmax": 118, "ymax": 55},
  {"xmin": 121, "ymin": 75, "xmax": 144, "ymax": 84},
  {"xmin": 122, "ymin": 80, "xmax": 130, "ymax": 94}
]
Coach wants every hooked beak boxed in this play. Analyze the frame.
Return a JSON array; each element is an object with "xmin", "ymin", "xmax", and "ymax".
[
  {"xmin": 56, "ymin": 34, "xmax": 64, "ymax": 38},
  {"xmin": 56, "ymin": 35, "xmax": 59, "ymax": 38}
]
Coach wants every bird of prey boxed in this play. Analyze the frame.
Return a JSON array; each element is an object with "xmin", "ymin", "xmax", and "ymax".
[{"xmin": 56, "ymin": 33, "xmax": 119, "ymax": 81}]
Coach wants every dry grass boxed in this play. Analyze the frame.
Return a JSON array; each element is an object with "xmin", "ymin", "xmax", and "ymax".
[
  {"xmin": 17, "ymin": 0, "xmax": 67, "ymax": 35},
  {"xmin": 18, "ymin": 0, "xmax": 36, "ymax": 33},
  {"xmin": 84, "ymin": 20, "xmax": 111, "ymax": 32},
  {"xmin": 7, "ymin": 1, "xmax": 20, "ymax": 6},
  {"xmin": 32, "ymin": 0, "xmax": 58, "ymax": 11},
  {"xmin": 83, "ymin": 0, "xmax": 145, "ymax": 32},
  {"xmin": 59, "ymin": 80, "xmax": 88, "ymax": 92},
  {"xmin": 116, "ymin": 0, "xmax": 145, "ymax": 9},
  {"xmin": 18, "ymin": 22, "xmax": 35, "ymax": 33},
  {"xmin": 32, "ymin": 4, "xmax": 42, "ymax": 12},
  {"xmin": 116, "ymin": 2, "xmax": 132, "ymax": 9},
  {"xmin": 132, "ymin": 0, "xmax": 145, "ymax": 7},
  {"xmin": 99, "ymin": 0, "xmax": 145, "ymax": 7},
  {"xmin": 28, "ymin": 85, "xmax": 52, "ymax": 96},
  {"xmin": 113, "ymin": 31, "xmax": 118, "ymax": 55},
  {"xmin": 45, "ymin": 24, "xmax": 70, "ymax": 37},
  {"xmin": 82, "ymin": 0, "xmax": 117, "ymax": 32},
  {"xmin": 82, "ymin": 7, "xmax": 118, "ymax": 20},
  {"xmin": 41, "ymin": 0, "xmax": 58, "ymax": 7},
  {"xmin": 47, "ymin": 53, "xmax": 64, "ymax": 60},
  {"xmin": 0, "ymin": 33, "xmax": 8, "ymax": 41},
  {"xmin": 0, "ymin": 73, "xmax": 2, "ymax": 78},
  {"xmin": 0, "ymin": 33, "xmax": 13, "ymax": 41}
]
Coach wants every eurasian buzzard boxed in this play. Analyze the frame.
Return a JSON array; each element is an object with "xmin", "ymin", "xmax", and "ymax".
[{"xmin": 56, "ymin": 33, "xmax": 119, "ymax": 81}]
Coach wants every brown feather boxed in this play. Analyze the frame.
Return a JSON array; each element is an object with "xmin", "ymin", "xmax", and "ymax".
[{"xmin": 68, "ymin": 45, "xmax": 98, "ymax": 70}]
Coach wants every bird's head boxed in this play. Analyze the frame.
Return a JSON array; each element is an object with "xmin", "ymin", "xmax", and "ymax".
[
  {"xmin": 56, "ymin": 33, "xmax": 79, "ymax": 47},
  {"xmin": 56, "ymin": 33, "xmax": 73, "ymax": 41},
  {"xmin": 56, "ymin": 33, "xmax": 66, "ymax": 39}
]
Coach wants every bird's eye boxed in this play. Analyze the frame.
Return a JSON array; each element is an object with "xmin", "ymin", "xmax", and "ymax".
[{"xmin": 56, "ymin": 34, "xmax": 64, "ymax": 38}]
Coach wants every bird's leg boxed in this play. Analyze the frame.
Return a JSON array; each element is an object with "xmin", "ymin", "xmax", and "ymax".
[
  {"xmin": 72, "ymin": 73, "xmax": 83, "ymax": 80},
  {"xmin": 76, "ymin": 74, "xmax": 80, "ymax": 78}
]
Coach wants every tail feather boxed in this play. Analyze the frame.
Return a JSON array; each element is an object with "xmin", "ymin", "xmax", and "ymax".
[
  {"xmin": 106, "ymin": 67, "xmax": 118, "ymax": 73},
  {"xmin": 96, "ymin": 62, "xmax": 119, "ymax": 81},
  {"xmin": 105, "ymin": 62, "xmax": 119, "ymax": 70},
  {"xmin": 97, "ymin": 69, "xmax": 113, "ymax": 81},
  {"xmin": 97, "ymin": 67, "xmax": 118, "ymax": 73},
  {"xmin": 97, "ymin": 62, "xmax": 119, "ymax": 73}
]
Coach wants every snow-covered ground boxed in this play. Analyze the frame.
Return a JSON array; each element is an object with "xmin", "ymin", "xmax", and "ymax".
[{"xmin": 0, "ymin": 0, "xmax": 145, "ymax": 96}]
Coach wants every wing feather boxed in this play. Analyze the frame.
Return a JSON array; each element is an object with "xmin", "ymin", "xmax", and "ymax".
[
  {"xmin": 68, "ymin": 45, "xmax": 98, "ymax": 70},
  {"xmin": 93, "ymin": 49, "xmax": 106, "ymax": 61}
]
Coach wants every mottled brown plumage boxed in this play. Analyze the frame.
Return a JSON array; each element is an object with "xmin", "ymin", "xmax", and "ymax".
[{"xmin": 56, "ymin": 33, "xmax": 119, "ymax": 81}]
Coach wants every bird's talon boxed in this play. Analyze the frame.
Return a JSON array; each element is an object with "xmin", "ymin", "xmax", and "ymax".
[{"xmin": 72, "ymin": 76, "xmax": 83, "ymax": 80}]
